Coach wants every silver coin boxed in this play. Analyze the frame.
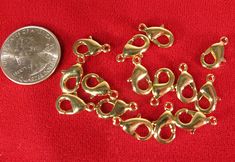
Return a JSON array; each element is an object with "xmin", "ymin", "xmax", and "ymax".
[{"xmin": 0, "ymin": 26, "xmax": 61, "ymax": 85}]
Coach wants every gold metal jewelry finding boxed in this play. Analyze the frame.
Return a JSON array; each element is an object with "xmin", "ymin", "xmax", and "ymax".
[
  {"xmin": 175, "ymin": 63, "xmax": 197, "ymax": 103},
  {"xmin": 138, "ymin": 23, "xmax": 174, "ymax": 48},
  {"xmin": 201, "ymin": 36, "xmax": 228, "ymax": 69},
  {"xmin": 195, "ymin": 74, "xmax": 219, "ymax": 114},
  {"xmin": 150, "ymin": 68, "xmax": 175, "ymax": 106},
  {"xmin": 175, "ymin": 108, "xmax": 217, "ymax": 134},
  {"xmin": 116, "ymin": 34, "xmax": 150, "ymax": 62},
  {"xmin": 113, "ymin": 115, "xmax": 154, "ymax": 141},
  {"xmin": 55, "ymin": 29, "xmax": 222, "ymax": 143},
  {"xmin": 127, "ymin": 61, "xmax": 152, "ymax": 95},
  {"xmin": 95, "ymin": 98, "xmax": 138, "ymax": 119},
  {"xmin": 152, "ymin": 102, "xmax": 176, "ymax": 144},
  {"xmin": 56, "ymin": 94, "xmax": 95, "ymax": 115},
  {"xmin": 60, "ymin": 63, "xmax": 83, "ymax": 94},
  {"xmin": 73, "ymin": 36, "xmax": 110, "ymax": 57},
  {"xmin": 81, "ymin": 73, "xmax": 118, "ymax": 99}
]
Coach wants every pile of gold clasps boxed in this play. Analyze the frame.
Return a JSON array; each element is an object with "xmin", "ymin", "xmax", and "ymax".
[{"xmin": 56, "ymin": 23, "xmax": 228, "ymax": 144}]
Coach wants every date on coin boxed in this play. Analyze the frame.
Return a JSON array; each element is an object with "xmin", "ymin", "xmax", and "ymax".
[{"xmin": 0, "ymin": 26, "xmax": 61, "ymax": 85}]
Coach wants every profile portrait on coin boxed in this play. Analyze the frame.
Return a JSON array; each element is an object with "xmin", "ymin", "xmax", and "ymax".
[{"xmin": 14, "ymin": 36, "xmax": 50, "ymax": 75}]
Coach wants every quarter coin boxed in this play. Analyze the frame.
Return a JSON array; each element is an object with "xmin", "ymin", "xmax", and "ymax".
[{"xmin": 0, "ymin": 26, "xmax": 61, "ymax": 85}]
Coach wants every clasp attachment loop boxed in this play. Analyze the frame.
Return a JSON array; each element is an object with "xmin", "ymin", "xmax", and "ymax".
[
  {"xmin": 138, "ymin": 23, "xmax": 174, "ymax": 48},
  {"xmin": 73, "ymin": 36, "xmax": 110, "ymax": 58},
  {"xmin": 95, "ymin": 98, "xmax": 138, "ymax": 119},
  {"xmin": 175, "ymin": 63, "xmax": 197, "ymax": 103},
  {"xmin": 60, "ymin": 63, "xmax": 83, "ymax": 94},
  {"xmin": 127, "ymin": 62, "xmax": 152, "ymax": 95},
  {"xmin": 116, "ymin": 34, "xmax": 150, "ymax": 62},
  {"xmin": 113, "ymin": 115, "xmax": 153, "ymax": 141},
  {"xmin": 150, "ymin": 68, "xmax": 175, "ymax": 106},
  {"xmin": 56, "ymin": 94, "xmax": 95, "ymax": 115},
  {"xmin": 201, "ymin": 36, "xmax": 228, "ymax": 69},
  {"xmin": 175, "ymin": 108, "xmax": 217, "ymax": 134},
  {"xmin": 195, "ymin": 74, "xmax": 220, "ymax": 114},
  {"xmin": 153, "ymin": 102, "xmax": 176, "ymax": 144},
  {"xmin": 81, "ymin": 73, "xmax": 118, "ymax": 99}
]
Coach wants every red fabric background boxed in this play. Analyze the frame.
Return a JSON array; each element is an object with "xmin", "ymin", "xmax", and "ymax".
[{"xmin": 0, "ymin": 0, "xmax": 235, "ymax": 161}]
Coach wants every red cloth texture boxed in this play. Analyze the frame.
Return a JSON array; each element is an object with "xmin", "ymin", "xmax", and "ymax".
[{"xmin": 0, "ymin": 0, "xmax": 235, "ymax": 161}]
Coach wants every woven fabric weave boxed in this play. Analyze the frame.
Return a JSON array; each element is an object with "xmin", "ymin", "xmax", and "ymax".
[{"xmin": 0, "ymin": 0, "xmax": 234, "ymax": 161}]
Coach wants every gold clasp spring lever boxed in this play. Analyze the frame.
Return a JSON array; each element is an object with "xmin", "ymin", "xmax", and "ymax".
[
  {"xmin": 81, "ymin": 73, "xmax": 118, "ymax": 99},
  {"xmin": 175, "ymin": 63, "xmax": 197, "ymax": 103},
  {"xmin": 152, "ymin": 102, "xmax": 176, "ymax": 144},
  {"xmin": 175, "ymin": 108, "xmax": 217, "ymax": 134},
  {"xmin": 195, "ymin": 74, "xmax": 220, "ymax": 114},
  {"xmin": 150, "ymin": 68, "xmax": 175, "ymax": 106},
  {"xmin": 201, "ymin": 36, "xmax": 228, "ymax": 69},
  {"xmin": 113, "ymin": 115, "xmax": 154, "ymax": 141},
  {"xmin": 138, "ymin": 23, "xmax": 174, "ymax": 48},
  {"xmin": 60, "ymin": 63, "xmax": 83, "ymax": 94},
  {"xmin": 127, "ymin": 58, "xmax": 152, "ymax": 95},
  {"xmin": 73, "ymin": 36, "xmax": 110, "ymax": 58},
  {"xmin": 116, "ymin": 34, "xmax": 150, "ymax": 62},
  {"xmin": 95, "ymin": 98, "xmax": 138, "ymax": 119},
  {"xmin": 56, "ymin": 94, "xmax": 95, "ymax": 115}
]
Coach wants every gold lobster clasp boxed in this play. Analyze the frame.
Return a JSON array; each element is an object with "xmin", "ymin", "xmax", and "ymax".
[
  {"xmin": 81, "ymin": 73, "xmax": 118, "ymax": 99},
  {"xmin": 195, "ymin": 74, "xmax": 220, "ymax": 114},
  {"xmin": 95, "ymin": 98, "xmax": 138, "ymax": 119},
  {"xmin": 127, "ymin": 60, "xmax": 152, "ymax": 95},
  {"xmin": 60, "ymin": 63, "xmax": 83, "ymax": 94},
  {"xmin": 56, "ymin": 94, "xmax": 95, "ymax": 115},
  {"xmin": 138, "ymin": 23, "xmax": 174, "ymax": 48},
  {"xmin": 152, "ymin": 102, "xmax": 176, "ymax": 144},
  {"xmin": 150, "ymin": 68, "xmax": 175, "ymax": 106},
  {"xmin": 73, "ymin": 36, "xmax": 110, "ymax": 58},
  {"xmin": 201, "ymin": 36, "xmax": 228, "ymax": 69},
  {"xmin": 175, "ymin": 108, "xmax": 217, "ymax": 134},
  {"xmin": 113, "ymin": 115, "xmax": 154, "ymax": 141},
  {"xmin": 116, "ymin": 34, "xmax": 150, "ymax": 62},
  {"xmin": 175, "ymin": 63, "xmax": 197, "ymax": 103}
]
